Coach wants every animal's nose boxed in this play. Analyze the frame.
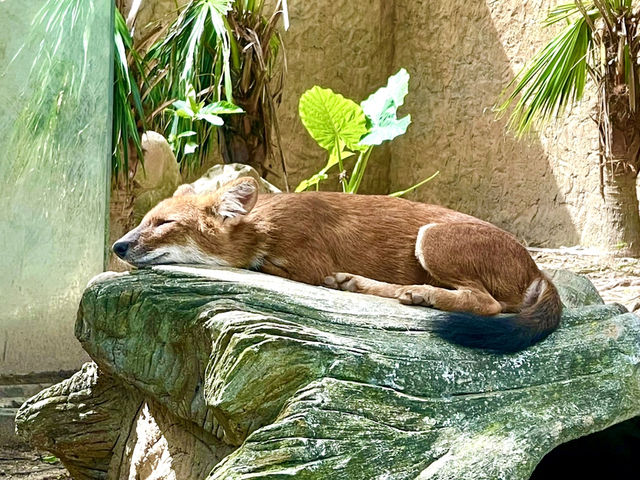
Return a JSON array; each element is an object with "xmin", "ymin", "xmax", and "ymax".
[{"xmin": 112, "ymin": 240, "xmax": 130, "ymax": 258}]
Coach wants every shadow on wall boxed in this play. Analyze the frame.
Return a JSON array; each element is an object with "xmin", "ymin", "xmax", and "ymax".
[
  {"xmin": 388, "ymin": 0, "xmax": 583, "ymax": 247},
  {"xmin": 271, "ymin": 0, "xmax": 396, "ymax": 195}
]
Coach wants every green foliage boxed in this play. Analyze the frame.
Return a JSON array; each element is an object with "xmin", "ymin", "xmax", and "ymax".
[
  {"xmin": 498, "ymin": 1, "xmax": 639, "ymax": 135},
  {"xmin": 389, "ymin": 170, "xmax": 440, "ymax": 197},
  {"xmin": 41, "ymin": 455, "xmax": 60, "ymax": 465},
  {"xmin": 144, "ymin": 0, "xmax": 236, "ymax": 168},
  {"xmin": 148, "ymin": 0, "xmax": 234, "ymax": 102},
  {"xmin": 15, "ymin": 0, "xmax": 287, "ymax": 185},
  {"xmin": 297, "ymin": 68, "xmax": 435, "ymax": 196},
  {"xmin": 144, "ymin": 0, "xmax": 289, "ymax": 177},
  {"xmin": 165, "ymin": 84, "xmax": 243, "ymax": 157},
  {"xmin": 297, "ymin": 86, "xmax": 367, "ymax": 192},
  {"xmin": 113, "ymin": 7, "xmax": 146, "ymax": 184}
]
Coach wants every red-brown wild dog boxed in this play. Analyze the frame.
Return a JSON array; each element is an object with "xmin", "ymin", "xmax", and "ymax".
[{"xmin": 113, "ymin": 177, "xmax": 562, "ymax": 352}]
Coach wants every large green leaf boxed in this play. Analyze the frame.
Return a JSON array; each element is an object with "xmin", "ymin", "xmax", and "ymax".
[
  {"xmin": 299, "ymin": 86, "xmax": 368, "ymax": 154},
  {"xmin": 359, "ymin": 68, "xmax": 411, "ymax": 146}
]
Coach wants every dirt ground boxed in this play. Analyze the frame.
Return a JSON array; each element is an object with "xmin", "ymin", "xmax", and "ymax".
[
  {"xmin": 2, "ymin": 248, "xmax": 639, "ymax": 479},
  {"xmin": 0, "ymin": 445, "xmax": 70, "ymax": 480}
]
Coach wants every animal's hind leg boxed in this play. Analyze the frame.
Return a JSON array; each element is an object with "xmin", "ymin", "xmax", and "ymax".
[
  {"xmin": 414, "ymin": 222, "xmax": 538, "ymax": 314},
  {"xmin": 395, "ymin": 284, "xmax": 503, "ymax": 316},
  {"xmin": 324, "ymin": 272, "xmax": 502, "ymax": 316}
]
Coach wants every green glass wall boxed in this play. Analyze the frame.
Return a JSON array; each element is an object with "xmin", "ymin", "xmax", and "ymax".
[{"xmin": 0, "ymin": 0, "xmax": 112, "ymax": 374}]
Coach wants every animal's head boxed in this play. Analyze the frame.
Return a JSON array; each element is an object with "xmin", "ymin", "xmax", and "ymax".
[{"xmin": 112, "ymin": 177, "xmax": 260, "ymax": 267}]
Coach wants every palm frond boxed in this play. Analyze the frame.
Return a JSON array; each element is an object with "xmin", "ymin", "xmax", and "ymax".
[
  {"xmin": 544, "ymin": 2, "xmax": 596, "ymax": 26},
  {"xmin": 498, "ymin": 8, "xmax": 597, "ymax": 135}
]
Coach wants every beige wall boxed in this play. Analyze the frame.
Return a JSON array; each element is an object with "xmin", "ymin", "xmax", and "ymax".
[
  {"xmin": 130, "ymin": 0, "xmax": 611, "ymax": 249},
  {"xmin": 386, "ymin": 0, "xmax": 601, "ymax": 248},
  {"xmin": 269, "ymin": 0, "xmax": 395, "ymax": 194}
]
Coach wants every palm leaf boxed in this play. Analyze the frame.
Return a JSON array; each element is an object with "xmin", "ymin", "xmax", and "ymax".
[
  {"xmin": 544, "ymin": 2, "xmax": 596, "ymax": 26},
  {"xmin": 113, "ymin": 7, "xmax": 146, "ymax": 184},
  {"xmin": 498, "ymin": 7, "xmax": 597, "ymax": 135}
]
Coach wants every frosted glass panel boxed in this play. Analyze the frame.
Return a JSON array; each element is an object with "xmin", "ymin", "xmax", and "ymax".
[{"xmin": 0, "ymin": 0, "xmax": 112, "ymax": 374}]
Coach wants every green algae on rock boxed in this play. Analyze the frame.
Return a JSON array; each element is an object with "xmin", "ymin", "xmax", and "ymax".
[{"xmin": 15, "ymin": 266, "xmax": 640, "ymax": 479}]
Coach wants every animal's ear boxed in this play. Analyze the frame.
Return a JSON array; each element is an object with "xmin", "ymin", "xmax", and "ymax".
[
  {"xmin": 215, "ymin": 177, "xmax": 259, "ymax": 219},
  {"xmin": 173, "ymin": 184, "xmax": 196, "ymax": 197}
]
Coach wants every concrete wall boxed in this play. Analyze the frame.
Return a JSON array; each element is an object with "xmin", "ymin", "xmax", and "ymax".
[
  {"xmin": 280, "ymin": 0, "xmax": 604, "ymax": 248},
  {"xmin": 386, "ymin": 0, "xmax": 601, "ymax": 248}
]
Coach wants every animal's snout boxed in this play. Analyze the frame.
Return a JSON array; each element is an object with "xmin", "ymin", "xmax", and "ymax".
[{"xmin": 112, "ymin": 240, "xmax": 131, "ymax": 258}]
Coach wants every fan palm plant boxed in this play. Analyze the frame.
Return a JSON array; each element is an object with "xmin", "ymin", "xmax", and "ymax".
[{"xmin": 499, "ymin": 1, "xmax": 640, "ymax": 256}]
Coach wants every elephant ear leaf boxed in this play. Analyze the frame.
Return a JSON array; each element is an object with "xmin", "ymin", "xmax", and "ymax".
[
  {"xmin": 359, "ymin": 68, "xmax": 411, "ymax": 146},
  {"xmin": 299, "ymin": 86, "xmax": 369, "ymax": 154}
]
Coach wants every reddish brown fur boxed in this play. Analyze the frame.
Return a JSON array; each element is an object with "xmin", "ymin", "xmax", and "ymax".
[
  {"xmin": 251, "ymin": 193, "xmax": 484, "ymax": 285},
  {"xmin": 114, "ymin": 177, "xmax": 562, "ymax": 340}
]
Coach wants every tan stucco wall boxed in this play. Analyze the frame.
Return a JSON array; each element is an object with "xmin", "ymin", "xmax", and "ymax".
[
  {"xmin": 280, "ymin": 0, "xmax": 607, "ymax": 248},
  {"xmin": 386, "ymin": 0, "xmax": 601, "ymax": 248},
  {"xmin": 129, "ymin": 0, "xmax": 610, "ymax": 249}
]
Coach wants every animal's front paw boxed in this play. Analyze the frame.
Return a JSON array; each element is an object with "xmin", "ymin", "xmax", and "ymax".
[
  {"xmin": 397, "ymin": 287, "xmax": 433, "ymax": 306},
  {"xmin": 323, "ymin": 272, "xmax": 362, "ymax": 293}
]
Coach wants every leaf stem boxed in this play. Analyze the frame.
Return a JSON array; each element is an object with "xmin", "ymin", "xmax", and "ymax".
[{"xmin": 347, "ymin": 146, "xmax": 373, "ymax": 193}]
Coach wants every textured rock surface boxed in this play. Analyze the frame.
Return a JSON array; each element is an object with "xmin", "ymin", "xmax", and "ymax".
[
  {"xmin": 16, "ymin": 362, "xmax": 141, "ymax": 479},
  {"xmin": 132, "ymin": 131, "xmax": 183, "ymax": 223},
  {"xmin": 188, "ymin": 163, "xmax": 281, "ymax": 195},
  {"xmin": 16, "ymin": 266, "xmax": 640, "ymax": 479}
]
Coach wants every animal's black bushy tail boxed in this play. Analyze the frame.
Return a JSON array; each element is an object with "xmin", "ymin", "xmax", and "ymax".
[{"xmin": 429, "ymin": 276, "xmax": 563, "ymax": 353}]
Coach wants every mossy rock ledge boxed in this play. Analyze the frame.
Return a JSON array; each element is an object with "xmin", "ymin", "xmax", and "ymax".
[{"xmin": 15, "ymin": 266, "xmax": 640, "ymax": 479}]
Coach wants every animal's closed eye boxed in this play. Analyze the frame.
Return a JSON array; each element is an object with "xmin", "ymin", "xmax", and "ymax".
[{"xmin": 156, "ymin": 219, "xmax": 176, "ymax": 226}]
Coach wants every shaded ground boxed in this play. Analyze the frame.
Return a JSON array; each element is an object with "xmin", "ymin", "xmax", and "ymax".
[
  {"xmin": 0, "ymin": 446, "xmax": 69, "ymax": 479},
  {"xmin": 2, "ymin": 248, "xmax": 639, "ymax": 478}
]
